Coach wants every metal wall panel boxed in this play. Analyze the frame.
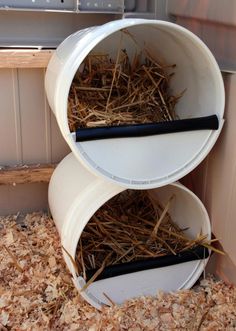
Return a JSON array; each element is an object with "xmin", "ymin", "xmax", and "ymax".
[
  {"xmin": 184, "ymin": 74, "xmax": 236, "ymax": 281},
  {"xmin": 0, "ymin": 67, "xmax": 70, "ymax": 167},
  {"xmin": 204, "ymin": 74, "xmax": 236, "ymax": 264},
  {"xmin": 166, "ymin": 0, "xmax": 236, "ymax": 282},
  {"xmin": 18, "ymin": 68, "xmax": 48, "ymax": 163},
  {"xmin": 0, "ymin": 0, "xmax": 77, "ymax": 11},
  {"xmin": 0, "ymin": 69, "xmax": 22, "ymax": 164},
  {"xmin": 0, "ymin": 11, "xmax": 121, "ymax": 47},
  {"xmin": 167, "ymin": 0, "xmax": 236, "ymax": 72},
  {"xmin": 167, "ymin": 0, "xmax": 236, "ymax": 25},
  {"xmin": 0, "ymin": 183, "xmax": 48, "ymax": 215}
]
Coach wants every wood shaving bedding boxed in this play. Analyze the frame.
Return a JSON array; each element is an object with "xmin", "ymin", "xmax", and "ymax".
[{"xmin": 0, "ymin": 212, "xmax": 236, "ymax": 331}]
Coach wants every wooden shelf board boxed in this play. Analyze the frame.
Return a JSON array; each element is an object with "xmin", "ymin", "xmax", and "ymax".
[
  {"xmin": 0, "ymin": 49, "xmax": 54, "ymax": 68},
  {"xmin": 0, "ymin": 164, "xmax": 56, "ymax": 185}
]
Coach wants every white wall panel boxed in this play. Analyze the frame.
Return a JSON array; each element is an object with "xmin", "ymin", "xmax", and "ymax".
[
  {"xmin": 0, "ymin": 183, "xmax": 48, "ymax": 215},
  {"xmin": 187, "ymin": 74, "xmax": 236, "ymax": 282},
  {"xmin": 204, "ymin": 75, "xmax": 236, "ymax": 264},
  {"xmin": 0, "ymin": 11, "xmax": 121, "ymax": 47},
  {"xmin": 167, "ymin": 0, "xmax": 236, "ymax": 72},
  {"xmin": 0, "ymin": 69, "xmax": 22, "ymax": 164},
  {"xmin": 0, "ymin": 67, "xmax": 70, "ymax": 167},
  {"xmin": 18, "ymin": 68, "xmax": 48, "ymax": 163}
]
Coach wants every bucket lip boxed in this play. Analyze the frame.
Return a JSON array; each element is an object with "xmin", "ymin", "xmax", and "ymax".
[{"xmin": 49, "ymin": 18, "xmax": 225, "ymax": 188}]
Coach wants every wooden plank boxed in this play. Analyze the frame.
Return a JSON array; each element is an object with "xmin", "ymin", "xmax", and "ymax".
[
  {"xmin": 0, "ymin": 164, "xmax": 56, "ymax": 185},
  {"xmin": 0, "ymin": 49, "xmax": 54, "ymax": 68}
]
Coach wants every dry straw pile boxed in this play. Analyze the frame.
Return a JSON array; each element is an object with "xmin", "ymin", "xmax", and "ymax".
[
  {"xmin": 76, "ymin": 190, "xmax": 220, "ymax": 286},
  {"xmin": 68, "ymin": 49, "xmax": 184, "ymax": 131}
]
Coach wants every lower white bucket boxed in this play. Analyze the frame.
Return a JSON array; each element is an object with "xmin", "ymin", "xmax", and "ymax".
[{"xmin": 49, "ymin": 153, "xmax": 211, "ymax": 309}]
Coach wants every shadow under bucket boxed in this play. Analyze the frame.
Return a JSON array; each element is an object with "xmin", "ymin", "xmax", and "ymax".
[
  {"xmin": 45, "ymin": 18, "xmax": 224, "ymax": 189},
  {"xmin": 49, "ymin": 153, "xmax": 211, "ymax": 309}
]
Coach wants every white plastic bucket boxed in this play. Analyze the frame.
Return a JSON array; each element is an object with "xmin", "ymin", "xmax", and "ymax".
[
  {"xmin": 49, "ymin": 152, "xmax": 211, "ymax": 309},
  {"xmin": 45, "ymin": 18, "xmax": 224, "ymax": 189}
]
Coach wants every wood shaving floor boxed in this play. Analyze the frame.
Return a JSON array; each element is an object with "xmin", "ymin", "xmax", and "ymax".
[{"xmin": 0, "ymin": 212, "xmax": 236, "ymax": 331}]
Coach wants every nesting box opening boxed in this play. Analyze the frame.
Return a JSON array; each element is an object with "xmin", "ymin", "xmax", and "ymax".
[
  {"xmin": 76, "ymin": 189, "xmax": 210, "ymax": 286},
  {"xmin": 45, "ymin": 19, "xmax": 224, "ymax": 188},
  {"xmin": 70, "ymin": 185, "xmax": 211, "ymax": 308}
]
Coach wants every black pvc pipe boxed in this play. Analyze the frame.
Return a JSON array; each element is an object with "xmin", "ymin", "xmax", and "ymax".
[
  {"xmin": 85, "ymin": 245, "xmax": 209, "ymax": 281},
  {"xmin": 76, "ymin": 115, "xmax": 219, "ymax": 142}
]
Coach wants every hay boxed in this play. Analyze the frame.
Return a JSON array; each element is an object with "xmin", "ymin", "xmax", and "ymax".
[
  {"xmin": 67, "ymin": 50, "xmax": 185, "ymax": 131},
  {"xmin": 76, "ymin": 190, "xmax": 216, "ymax": 282}
]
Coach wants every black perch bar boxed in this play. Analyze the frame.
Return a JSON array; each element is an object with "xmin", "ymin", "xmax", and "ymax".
[
  {"xmin": 85, "ymin": 245, "xmax": 209, "ymax": 282},
  {"xmin": 76, "ymin": 115, "xmax": 219, "ymax": 142}
]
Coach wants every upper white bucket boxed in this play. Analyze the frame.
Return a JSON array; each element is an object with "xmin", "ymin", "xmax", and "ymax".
[
  {"xmin": 49, "ymin": 153, "xmax": 211, "ymax": 309},
  {"xmin": 45, "ymin": 18, "xmax": 224, "ymax": 189}
]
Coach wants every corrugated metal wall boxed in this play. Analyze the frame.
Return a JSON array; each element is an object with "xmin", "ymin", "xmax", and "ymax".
[
  {"xmin": 0, "ymin": 68, "xmax": 69, "ymax": 165},
  {"xmin": 187, "ymin": 74, "xmax": 236, "ymax": 283},
  {"xmin": 168, "ymin": 0, "xmax": 236, "ymax": 282}
]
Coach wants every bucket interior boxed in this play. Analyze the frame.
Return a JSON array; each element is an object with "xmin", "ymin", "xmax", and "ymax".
[
  {"xmin": 70, "ymin": 24, "xmax": 222, "ymax": 124},
  {"xmin": 74, "ymin": 184, "xmax": 210, "ymax": 306},
  {"xmin": 64, "ymin": 22, "xmax": 224, "ymax": 188}
]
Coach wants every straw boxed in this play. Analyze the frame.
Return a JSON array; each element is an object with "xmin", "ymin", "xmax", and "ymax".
[
  {"xmin": 76, "ymin": 190, "xmax": 215, "ymax": 282},
  {"xmin": 68, "ymin": 49, "xmax": 185, "ymax": 131}
]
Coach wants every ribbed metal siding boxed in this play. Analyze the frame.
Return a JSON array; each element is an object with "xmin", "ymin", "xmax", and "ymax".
[
  {"xmin": 166, "ymin": 0, "xmax": 236, "ymax": 282},
  {"xmin": 0, "ymin": 68, "xmax": 69, "ymax": 166},
  {"xmin": 182, "ymin": 73, "xmax": 236, "ymax": 282}
]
